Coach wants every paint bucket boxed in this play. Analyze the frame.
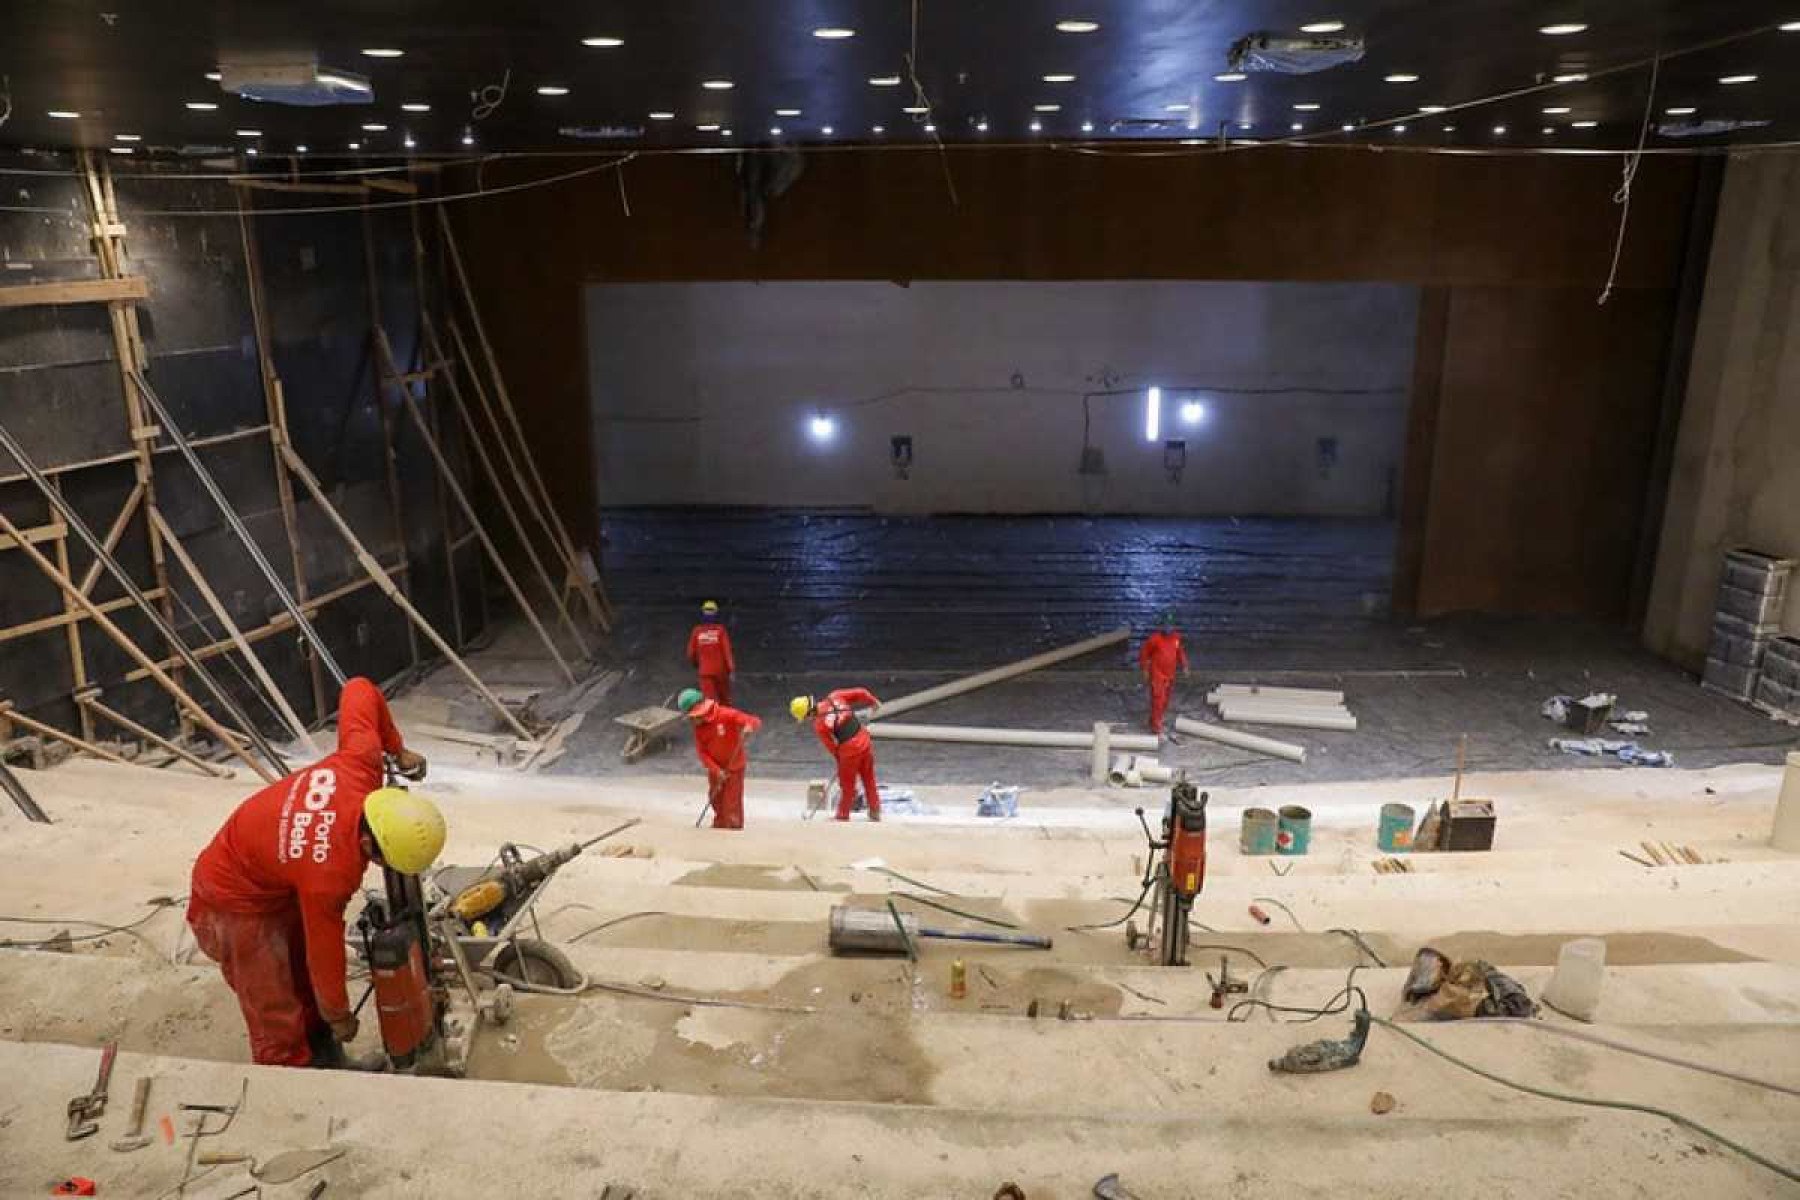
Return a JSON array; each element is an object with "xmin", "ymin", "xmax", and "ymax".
[
  {"xmin": 1239, "ymin": 807, "xmax": 1279, "ymax": 855},
  {"xmin": 1378, "ymin": 803, "xmax": 1416, "ymax": 852},
  {"xmin": 1276, "ymin": 805, "xmax": 1312, "ymax": 856}
]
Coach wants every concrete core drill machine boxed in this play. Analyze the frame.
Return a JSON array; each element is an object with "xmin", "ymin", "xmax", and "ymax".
[{"xmin": 1125, "ymin": 782, "xmax": 1209, "ymax": 967}]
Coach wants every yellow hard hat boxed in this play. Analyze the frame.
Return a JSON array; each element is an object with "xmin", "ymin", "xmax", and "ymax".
[
  {"xmin": 701, "ymin": 600, "xmax": 720, "ymax": 615},
  {"xmin": 789, "ymin": 695, "xmax": 813, "ymax": 722},
  {"xmin": 363, "ymin": 787, "xmax": 446, "ymax": 874}
]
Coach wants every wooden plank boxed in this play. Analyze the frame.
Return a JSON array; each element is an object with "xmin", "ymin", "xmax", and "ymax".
[
  {"xmin": 0, "ymin": 275, "xmax": 149, "ymax": 309},
  {"xmin": 0, "ymin": 520, "xmax": 67, "ymax": 552},
  {"xmin": 76, "ymin": 483, "xmax": 144, "ymax": 597},
  {"xmin": 0, "ymin": 588, "xmax": 167, "ymax": 643}
]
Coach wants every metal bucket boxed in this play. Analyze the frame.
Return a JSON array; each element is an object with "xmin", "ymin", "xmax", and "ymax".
[
  {"xmin": 1276, "ymin": 805, "xmax": 1312, "ymax": 856},
  {"xmin": 1377, "ymin": 803, "xmax": 1416, "ymax": 852},
  {"xmin": 1240, "ymin": 807, "xmax": 1279, "ymax": 855}
]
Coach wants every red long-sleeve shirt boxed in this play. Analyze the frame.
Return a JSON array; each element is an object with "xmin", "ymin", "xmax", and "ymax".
[
  {"xmin": 1139, "ymin": 631, "xmax": 1190, "ymax": 681},
  {"xmin": 692, "ymin": 703, "xmax": 761, "ymax": 773},
  {"xmin": 686, "ymin": 623, "xmax": 735, "ymax": 677},
  {"xmin": 190, "ymin": 677, "xmax": 403, "ymax": 1021},
  {"xmin": 813, "ymin": 687, "xmax": 878, "ymax": 759}
]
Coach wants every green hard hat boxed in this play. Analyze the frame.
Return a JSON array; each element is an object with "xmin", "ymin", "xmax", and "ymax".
[
  {"xmin": 676, "ymin": 688, "xmax": 705, "ymax": 713},
  {"xmin": 1160, "ymin": 611, "xmax": 1177, "ymax": 627}
]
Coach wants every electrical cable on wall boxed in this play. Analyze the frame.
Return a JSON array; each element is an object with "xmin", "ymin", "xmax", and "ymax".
[
  {"xmin": 471, "ymin": 68, "xmax": 511, "ymax": 122},
  {"xmin": 1598, "ymin": 54, "xmax": 1661, "ymax": 306},
  {"xmin": 904, "ymin": 0, "xmax": 959, "ymax": 206}
]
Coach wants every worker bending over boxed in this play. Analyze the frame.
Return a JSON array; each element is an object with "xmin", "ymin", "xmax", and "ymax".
[
  {"xmin": 188, "ymin": 677, "xmax": 444, "ymax": 1068},
  {"xmin": 679, "ymin": 687, "xmax": 762, "ymax": 830},
  {"xmin": 686, "ymin": 599, "xmax": 736, "ymax": 704},
  {"xmin": 792, "ymin": 688, "xmax": 883, "ymax": 822},
  {"xmin": 1138, "ymin": 613, "xmax": 1191, "ymax": 736}
]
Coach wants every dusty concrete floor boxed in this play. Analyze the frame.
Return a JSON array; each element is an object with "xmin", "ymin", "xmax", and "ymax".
[
  {"xmin": 1, "ymin": 755, "xmax": 1798, "ymax": 1197},
  {"xmin": 551, "ymin": 512, "xmax": 1796, "ymax": 787}
]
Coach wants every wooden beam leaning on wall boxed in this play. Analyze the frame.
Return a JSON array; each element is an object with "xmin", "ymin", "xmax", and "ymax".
[
  {"xmin": 0, "ymin": 507, "xmax": 278, "ymax": 782},
  {"xmin": 436, "ymin": 209, "xmax": 613, "ymax": 632},
  {"xmin": 0, "ymin": 700, "xmax": 141, "ymax": 770},
  {"xmin": 74, "ymin": 687, "xmax": 232, "ymax": 777},
  {"xmin": 276, "ymin": 440, "xmax": 539, "ymax": 744}
]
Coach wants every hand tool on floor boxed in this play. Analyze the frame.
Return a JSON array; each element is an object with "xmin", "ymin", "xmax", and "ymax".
[
  {"xmin": 827, "ymin": 905, "xmax": 1053, "ymax": 956},
  {"xmin": 1206, "ymin": 956, "xmax": 1248, "ymax": 1009},
  {"xmin": 1093, "ymin": 1174, "xmax": 1144, "ymax": 1200},
  {"xmin": 447, "ymin": 820, "xmax": 642, "ymax": 922},
  {"xmin": 110, "ymin": 1076, "xmax": 154, "ymax": 1151},
  {"xmin": 198, "ymin": 1148, "xmax": 346, "ymax": 1184},
  {"xmin": 65, "ymin": 1042, "xmax": 116, "ymax": 1140}
]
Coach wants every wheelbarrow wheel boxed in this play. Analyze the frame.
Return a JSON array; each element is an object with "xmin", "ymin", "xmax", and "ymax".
[{"xmin": 491, "ymin": 939, "xmax": 583, "ymax": 991}]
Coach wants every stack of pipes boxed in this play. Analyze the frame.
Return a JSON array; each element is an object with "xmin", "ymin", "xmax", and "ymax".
[{"xmin": 1205, "ymin": 684, "xmax": 1356, "ymax": 732}]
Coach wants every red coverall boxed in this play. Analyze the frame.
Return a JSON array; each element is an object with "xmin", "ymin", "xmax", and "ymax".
[
  {"xmin": 187, "ymin": 678, "xmax": 402, "ymax": 1066},
  {"xmin": 686, "ymin": 622, "xmax": 736, "ymax": 705},
  {"xmin": 692, "ymin": 702, "xmax": 761, "ymax": 830},
  {"xmin": 1138, "ymin": 631, "xmax": 1190, "ymax": 735},
  {"xmin": 813, "ymin": 688, "xmax": 881, "ymax": 821}
]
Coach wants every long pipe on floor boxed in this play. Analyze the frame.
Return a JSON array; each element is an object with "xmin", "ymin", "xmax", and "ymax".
[
  {"xmin": 1208, "ymin": 685, "xmax": 1345, "ymax": 706},
  {"xmin": 1174, "ymin": 716, "xmax": 1307, "ymax": 763},
  {"xmin": 871, "ymin": 627, "xmax": 1132, "ymax": 722},
  {"xmin": 129, "ymin": 371, "xmax": 348, "ymax": 689},
  {"xmin": 0, "ymin": 423, "xmax": 286, "ymax": 778},
  {"xmin": 869, "ymin": 721, "xmax": 1159, "ymax": 752},
  {"xmin": 1215, "ymin": 705, "xmax": 1358, "ymax": 732}
]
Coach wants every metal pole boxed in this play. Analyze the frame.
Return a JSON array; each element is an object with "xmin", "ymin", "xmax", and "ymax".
[
  {"xmin": 127, "ymin": 370, "xmax": 348, "ymax": 688},
  {"xmin": 0, "ymin": 424, "xmax": 286, "ymax": 777}
]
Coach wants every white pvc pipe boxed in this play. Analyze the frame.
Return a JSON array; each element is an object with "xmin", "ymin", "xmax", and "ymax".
[
  {"xmin": 1091, "ymin": 722, "xmax": 1112, "ymax": 784},
  {"xmin": 1136, "ymin": 760, "xmax": 1175, "ymax": 784},
  {"xmin": 1217, "ymin": 705, "xmax": 1358, "ymax": 732},
  {"xmin": 870, "ymin": 721, "xmax": 1159, "ymax": 752},
  {"xmin": 1108, "ymin": 753, "xmax": 1134, "ymax": 786},
  {"xmin": 1209, "ymin": 685, "xmax": 1345, "ymax": 705},
  {"xmin": 1174, "ymin": 716, "xmax": 1307, "ymax": 763},
  {"xmin": 872, "ymin": 627, "xmax": 1131, "ymax": 720}
]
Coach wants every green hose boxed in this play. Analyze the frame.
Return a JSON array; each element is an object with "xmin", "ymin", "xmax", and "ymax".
[
  {"xmin": 1368, "ymin": 1015, "xmax": 1800, "ymax": 1185},
  {"xmin": 894, "ymin": 891, "xmax": 1022, "ymax": 930}
]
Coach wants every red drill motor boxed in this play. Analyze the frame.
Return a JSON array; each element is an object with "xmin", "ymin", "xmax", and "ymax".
[
  {"xmin": 359, "ymin": 865, "xmax": 442, "ymax": 1071},
  {"xmin": 1133, "ymin": 782, "xmax": 1209, "ymax": 967}
]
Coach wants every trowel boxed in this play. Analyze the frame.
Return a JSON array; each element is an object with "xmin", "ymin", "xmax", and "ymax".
[{"xmin": 197, "ymin": 1148, "xmax": 345, "ymax": 1184}]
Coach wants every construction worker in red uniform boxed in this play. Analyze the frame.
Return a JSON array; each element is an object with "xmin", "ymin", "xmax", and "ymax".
[
  {"xmin": 686, "ymin": 599, "xmax": 736, "ymax": 705},
  {"xmin": 678, "ymin": 687, "xmax": 761, "ymax": 829},
  {"xmin": 1138, "ymin": 612, "xmax": 1191, "ymax": 736},
  {"xmin": 187, "ymin": 677, "xmax": 444, "ymax": 1068},
  {"xmin": 791, "ymin": 689, "xmax": 882, "ymax": 822}
]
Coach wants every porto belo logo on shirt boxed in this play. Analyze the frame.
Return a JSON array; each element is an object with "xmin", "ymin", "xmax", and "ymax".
[{"xmin": 283, "ymin": 767, "xmax": 339, "ymax": 863}]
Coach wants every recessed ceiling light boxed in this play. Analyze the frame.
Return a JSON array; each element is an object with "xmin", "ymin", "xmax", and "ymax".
[
  {"xmin": 1080, "ymin": 120, "xmax": 1094, "ymax": 132},
  {"xmin": 1552, "ymin": 72, "xmax": 1589, "ymax": 83},
  {"xmin": 975, "ymin": 119, "xmax": 989, "ymax": 132},
  {"xmin": 109, "ymin": 146, "xmax": 133, "ymax": 155},
  {"xmin": 1719, "ymin": 74, "xmax": 1757, "ymax": 84},
  {"xmin": 185, "ymin": 101, "xmax": 218, "ymax": 110},
  {"xmin": 361, "ymin": 47, "xmax": 404, "ymax": 58},
  {"xmin": 1029, "ymin": 119, "xmax": 1043, "ymax": 132},
  {"xmin": 776, "ymin": 108, "xmax": 802, "ymax": 117},
  {"xmin": 1034, "ymin": 103, "xmax": 1061, "ymax": 113},
  {"xmin": 1044, "ymin": 73, "xmax": 1077, "ymax": 83},
  {"xmin": 1164, "ymin": 103, "xmax": 1191, "ymax": 112},
  {"xmin": 362, "ymin": 123, "xmax": 388, "ymax": 132},
  {"xmin": 1055, "ymin": 19, "xmax": 1100, "ymax": 33},
  {"xmin": 235, "ymin": 129, "xmax": 261, "ymax": 137},
  {"xmin": 461, "ymin": 131, "xmax": 475, "ymax": 146},
  {"xmin": 649, "ymin": 111, "xmax": 675, "ymax": 120},
  {"xmin": 1384, "ymin": 73, "xmax": 1419, "ymax": 83},
  {"xmin": 697, "ymin": 123, "xmax": 720, "ymax": 131},
  {"xmin": 47, "ymin": 110, "xmax": 80, "ymax": 119},
  {"xmin": 1665, "ymin": 106, "xmax": 1696, "ymax": 115},
  {"xmin": 114, "ymin": 133, "xmax": 140, "ymax": 142},
  {"xmin": 1539, "ymin": 23, "xmax": 1587, "ymax": 35},
  {"xmin": 923, "ymin": 122, "xmax": 937, "ymax": 133},
  {"xmin": 903, "ymin": 105, "xmax": 928, "ymax": 114},
  {"xmin": 702, "ymin": 79, "xmax": 735, "ymax": 91},
  {"xmin": 246, "ymin": 147, "xmax": 259, "ymax": 157},
  {"xmin": 296, "ymin": 144, "xmax": 309, "ymax": 153},
  {"xmin": 1441, "ymin": 124, "xmax": 1454, "ymax": 132},
  {"xmin": 1290, "ymin": 121, "xmax": 1304, "ymax": 131},
  {"xmin": 401, "ymin": 102, "xmax": 430, "ymax": 113},
  {"xmin": 1341, "ymin": 122, "xmax": 1354, "ymax": 131},
  {"xmin": 1300, "ymin": 20, "xmax": 1345, "ymax": 33},
  {"xmin": 770, "ymin": 125, "xmax": 783, "ymax": 136},
  {"xmin": 1181, "ymin": 138, "xmax": 1204, "ymax": 145},
  {"xmin": 872, "ymin": 124, "xmax": 885, "ymax": 134},
  {"xmin": 581, "ymin": 36, "xmax": 624, "ymax": 48},
  {"xmin": 1214, "ymin": 72, "xmax": 1247, "ymax": 83},
  {"xmin": 821, "ymin": 125, "xmax": 834, "ymax": 135},
  {"xmin": 1293, "ymin": 102, "xmax": 1321, "ymax": 111},
  {"xmin": 348, "ymin": 141, "xmax": 362, "ymax": 150},
  {"xmin": 1493, "ymin": 124, "xmax": 1508, "ymax": 134},
  {"xmin": 869, "ymin": 75, "xmax": 901, "ymax": 87},
  {"xmin": 403, "ymin": 135, "xmax": 416, "ymax": 149},
  {"xmin": 537, "ymin": 85, "xmax": 570, "ymax": 96},
  {"xmin": 204, "ymin": 71, "xmax": 222, "ymax": 82},
  {"xmin": 812, "ymin": 27, "xmax": 855, "ymax": 39},
  {"xmin": 1543, "ymin": 106, "xmax": 1571, "ymax": 114},
  {"xmin": 1394, "ymin": 124, "xmax": 1408, "ymax": 133},
  {"xmin": 722, "ymin": 128, "xmax": 734, "ymax": 137},
  {"xmin": 1571, "ymin": 119, "xmax": 1598, "ymax": 128},
  {"xmin": 1542, "ymin": 125, "xmax": 1555, "ymax": 134},
  {"xmin": 1419, "ymin": 105, "xmax": 1447, "ymax": 113},
  {"xmin": 1782, "ymin": 19, "xmax": 1800, "ymax": 31}
]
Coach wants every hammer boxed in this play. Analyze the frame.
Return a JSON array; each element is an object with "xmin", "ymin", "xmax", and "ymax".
[{"xmin": 110, "ymin": 1077, "xmax": 153, "ymax": 1152}]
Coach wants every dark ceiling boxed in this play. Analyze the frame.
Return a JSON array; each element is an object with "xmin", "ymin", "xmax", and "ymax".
[{"xmin": 1, "ymin": 1, "xmax": 1796, "ymax": 159}]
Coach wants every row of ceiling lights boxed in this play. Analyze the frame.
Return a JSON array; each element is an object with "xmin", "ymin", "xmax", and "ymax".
[{"xmin": 43, "ymin": 15, "xmax": 1799, "ymax": 152}]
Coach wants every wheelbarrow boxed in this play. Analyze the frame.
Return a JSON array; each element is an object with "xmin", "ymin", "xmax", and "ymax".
[{"xmin": 615, "ymin": 701, "xmax": 686, "ymax": 762}]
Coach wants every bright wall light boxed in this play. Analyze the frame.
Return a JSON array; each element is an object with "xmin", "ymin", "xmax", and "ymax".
[
  {"xmin": 1180, "ymin": 400, "xmax": 1206, "ymax": 426},
  {"xmin": 808, "ymin": 413, "xmax": 838, "ymax": 442},
  {"xmin": 1144, "ymin": 387, "xmax": 1162, "ymax": 442}
]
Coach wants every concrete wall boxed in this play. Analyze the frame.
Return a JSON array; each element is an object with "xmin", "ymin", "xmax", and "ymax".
[
  {"xmin": 1645, "ymin": 152, "xmax": 1800, "ymax": 668},
  {"xmin": 586, "ymin": 281, "xmax": 1415, "ymax": 515}
]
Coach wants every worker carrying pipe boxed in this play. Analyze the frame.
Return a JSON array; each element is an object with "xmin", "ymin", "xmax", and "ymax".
[
  {"xmin": 679, "ymin": 687, "xmax": 762, "ymax": 830},
  {"xmin": 686, "ymin": 599, "xmax": 736, "ymax": 705},
  {"xmin": 187, "ymin": 678, "xmax": 444, "ymax": 1068},
  {"xmin": 1138, "ymin": 613, "xmax": 1191, "ymax": 736},
  {"xmin": 792, "ymin": 688, "xmax": 883, "ymax": 822}
]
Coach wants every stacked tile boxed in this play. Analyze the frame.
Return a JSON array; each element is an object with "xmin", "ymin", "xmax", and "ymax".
[{"xmin": 1703, "ymin": 548, "xmax": 1794, "ymax": 701}]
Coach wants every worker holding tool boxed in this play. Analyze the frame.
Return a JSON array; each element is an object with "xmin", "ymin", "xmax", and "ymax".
[
  {"xmin": 791, "ymin": 689, "xmax": 883, "ymax": 822},
  {"xmin": 686, "ymin": 599, "xmax": 736, "ymax": 704},
  {"xmin": 679, "ymin": 687, "xmax": 761, "ymax": 830},
  {"xmin": 187, "ymin": 677, "xmax": 444, "ymax": 1068},
  {"xmin": 1138, "ymin": 613, "xmax": 1191, "ymax": 736}
]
